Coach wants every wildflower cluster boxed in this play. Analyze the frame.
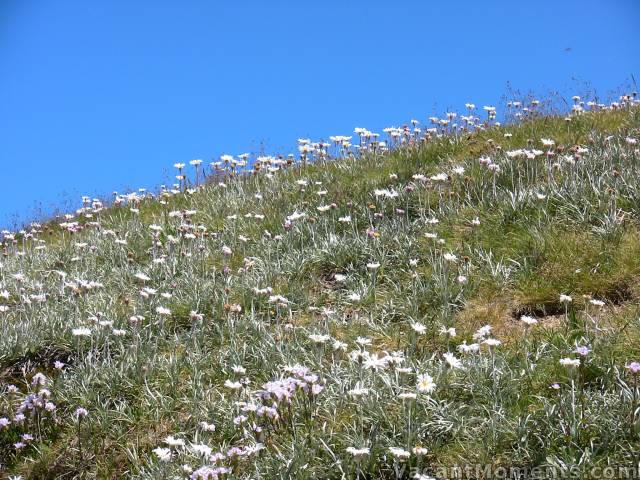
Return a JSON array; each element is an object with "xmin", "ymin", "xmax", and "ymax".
[{"xmin": 0, "ymin": 90, "xmax": 639, "ymax": 478}]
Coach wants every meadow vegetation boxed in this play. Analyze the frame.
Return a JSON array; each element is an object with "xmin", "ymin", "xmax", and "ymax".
[{"xmin": 1, "ymin": 93, "xmax": 640, "ymax": 479}]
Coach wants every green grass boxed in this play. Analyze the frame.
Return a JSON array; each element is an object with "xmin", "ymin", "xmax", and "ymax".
[{"xmin": 1, "ymin": 100, "xmax": 640, "ymax": 479}]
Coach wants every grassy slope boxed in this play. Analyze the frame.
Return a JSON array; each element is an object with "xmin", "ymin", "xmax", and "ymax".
[{"xmin": 1, "ymin": 105, "xmax": 640, "ymax": 479}]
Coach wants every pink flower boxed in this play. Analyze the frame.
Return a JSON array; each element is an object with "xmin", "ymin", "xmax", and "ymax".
[
  {"xmin": 626, "ymin": 362, "xmax": 640, "ymax": 374},
  {"xmin": 74, "ymin": 407, "xmax": 88, "ymax": 419}
]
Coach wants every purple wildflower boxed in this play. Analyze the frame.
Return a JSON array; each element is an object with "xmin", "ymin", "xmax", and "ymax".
[
  {"xmin": 626, "ymin": 362, "xmax": 640, "ymax": 374},
  {"xmin": 574, "ymin": 346, "xmax": 591, "ymax": 357}
]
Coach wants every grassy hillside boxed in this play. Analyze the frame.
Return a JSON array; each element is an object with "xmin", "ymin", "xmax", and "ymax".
[{"xmin": 2, "ymin": 97, "xmax": 640, "ymax": 479}]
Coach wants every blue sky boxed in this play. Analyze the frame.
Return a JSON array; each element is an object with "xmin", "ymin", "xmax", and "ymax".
[{"xmin": 1, "ymin": 0, "xmax": 639, "ymax": 228}]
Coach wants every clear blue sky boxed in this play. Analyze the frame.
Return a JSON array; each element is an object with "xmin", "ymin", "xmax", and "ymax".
[{"xmin": 1, "ymin": 0, "xmax": 639, "ymax": 228}]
